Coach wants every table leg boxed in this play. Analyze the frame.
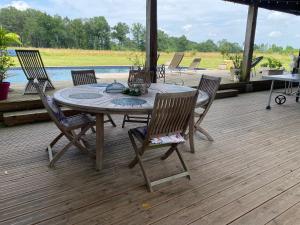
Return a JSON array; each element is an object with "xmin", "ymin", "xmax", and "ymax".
[
  {"xmin": 266, "ymin": 80, "xmax": 274, "ymax": 110},
  {"xmin": 96, "ymin": 113, "xmax": 104, "ymax": 171}
]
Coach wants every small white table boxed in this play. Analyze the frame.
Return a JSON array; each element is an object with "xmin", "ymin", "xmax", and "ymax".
[
  {"xmin": 263, "ymin": 74, "xmax": 300, "ymax": 109},
  {"xmin": 54, "ymin": 83, "xmax": 209, "ymax": 171}
]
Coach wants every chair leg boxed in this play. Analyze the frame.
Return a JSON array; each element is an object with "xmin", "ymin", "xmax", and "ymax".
[
  {"xmin": 107, "ymin": 114, "xmax": 116, "ymax": 127},
  {"xmin": 135, "ymin": 150, "xmax": 153, "ymax": 192},
  {"xmin": 189, "ymin": 119, "xmax": 195, "ymax": 153},
  {"xmin": 49, "ymin": 141, "xmax": 73, "ymax": 168},
  {"xmin": 128, "ymin": 131, "xmax": 152, "ymax": 191},
  {"xmin": 69, "ymin": 126, "xmax": 93, "ymax": 155},
  {"xmin": 195, "ymin": 126, "xmax": 214, "ymax": 141},
  {"xmin": 41, "ymin": 81, "xmax": 49, "ymax": 93},
  {"xmin": 24, "ymin": 81, "xmax": 34, "ymax": 95},
  {"xmin": 47, "ymin": 123, "xmax": 95, "ymax": 168},
  {"xmin": 122, "ymin": 114, "xmax": 127, "ymax": 128},
  {"xmin": 175, "ymin": 147, "xmax": 190, "ymax": 180},
  {"xmin": 67, "ymin": 126, "xmax": 93, "ymax": 155},
  {"xmin": 49, "ymin": 132, "xmax": 64, "ymax": 149},
  {"xmin": 128, "ymin": 131, "xmax": 139, "ymax": 168},
  {"xmin": 161, "ymin": 145, "xmax": 176, "ymax": 160},
  {"xmin": 49, "ymin": 129, "xmax": 91, "ymax": 168}
]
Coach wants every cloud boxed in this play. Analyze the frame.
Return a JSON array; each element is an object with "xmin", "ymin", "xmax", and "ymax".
[
  {"xmin": 268, "ymin": 31, "xmax": 282, "ymax": 38},
  {"xmin": 267, "ymin": 11, "xmax": 288, "ymax": 20},
  {"xmin": 182, "ymin": 24, "xmax": 192, "ymax": 32},
  {"xmin": 1, "ymin": 0, "xmax": 300, "ymax": 47},
  {"xmin": 7, "ymin": 1, "xmax": 30, "ymax": 11},
  {"xmin": 208, "ymin": 31, "xmax": 218, "ymax": 38}
]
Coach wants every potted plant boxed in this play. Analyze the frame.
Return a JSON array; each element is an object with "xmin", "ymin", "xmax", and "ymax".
[
  {"xmin": 226, "ymin": 53, "xmax": 242, "ymax": 82},
  {"xmin": 128, "ymin": 52, "xmax": 145, "ymax": 70},
  {"xmin": 0, "ymin": 27, "xmax": 21, "ymax": 100},
  {"xmin": 260, "ymin": 57, "xmax": 284, "ymax": 75}
]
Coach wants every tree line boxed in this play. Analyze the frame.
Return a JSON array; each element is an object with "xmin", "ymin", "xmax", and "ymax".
[{"xmin": 0, "ymin": 7, "xmax": 297, "ymax": 53}]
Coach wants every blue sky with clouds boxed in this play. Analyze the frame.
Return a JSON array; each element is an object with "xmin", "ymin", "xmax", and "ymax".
[{"xmin": 1, "ymin": 0, "xmax": 300, "ymax": 47}]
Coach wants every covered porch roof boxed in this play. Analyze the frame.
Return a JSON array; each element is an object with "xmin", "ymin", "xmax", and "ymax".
[{"xmin": 225, "ymin": 0, "xmax": 300, "ymax": 15}]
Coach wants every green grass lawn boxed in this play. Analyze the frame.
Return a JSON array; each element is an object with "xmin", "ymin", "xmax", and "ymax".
[{"xmin": 12, "ymin": 47, "xmax": 295, "ymax": 70}]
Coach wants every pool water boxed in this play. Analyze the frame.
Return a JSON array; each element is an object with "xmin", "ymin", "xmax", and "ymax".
[{"xmin": 7, "ymin": 66, "xmax": 130, "ymax": 83}]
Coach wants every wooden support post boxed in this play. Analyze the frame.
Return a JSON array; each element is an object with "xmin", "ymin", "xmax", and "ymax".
[
  {"xmin": 146, "ymin": 0, "xmax": 158, "ymax": 83},
  {"xmin": 241, "ymin": 4, "xmax": 258, "ymax": 82}
]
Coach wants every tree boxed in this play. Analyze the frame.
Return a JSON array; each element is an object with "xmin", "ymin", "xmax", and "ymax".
[
  {"xmin": 131, "ymin": 23, "xmax": 145, "ymax": 51},
  {"xmin": 157, "ymin": 30, "xmax": 170, "ymax": 51},
  {"xmin": 268, "ymin": 44, "xmax": 284, "ymax": 53},
  {"xmin": 218, "ymin": 39, "xmax": 242, "ymax": 56},
  {"xmin": 111, "ymin": 22, "xmax": 129, "ymax": 48},
  {"xmin": 176, "ymin": 35, "xmax": 189, "ymax": 52},
  {"xmin": 85, "ymin": 17, "xmax": 111, "ymax": 50},
  {"xmin": 0, "ymin": 7, "xmax": 25, "ymax": 40},
  {"xmin": 197, "ymin": 39, "xmax": 218, "ymax": 52},
  {"xmin": 66, "ymin": 19, "xmax": 88, "ymax": 49},
  {"xmin": 1, "ymin": 6, "xmax": 297, "ymax": 53}
]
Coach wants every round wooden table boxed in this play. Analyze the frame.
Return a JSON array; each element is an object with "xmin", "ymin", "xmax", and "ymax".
[{"xmin": 54, "ymin": 83, "xmax": 209, "ymax": 170}]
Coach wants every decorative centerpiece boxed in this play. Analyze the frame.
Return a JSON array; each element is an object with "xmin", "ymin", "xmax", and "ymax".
[
  {"xmin": 123, "ymin": 68, "xmax": 151, "ymax": 96},
  {"xmin": 105, "ymin": 80, "xmax": 126, "ymax": 93}
]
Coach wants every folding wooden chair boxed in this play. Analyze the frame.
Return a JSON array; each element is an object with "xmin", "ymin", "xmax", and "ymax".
[
  {"xmin": 157, "ymin": 52, "xmax": 185, "ymax": 84},
  {"xmin": 71, "ymin": 70, "xmax": 116, "ymax": 127},
  {"xmin": 33, "ymin": 79, "xmax": 95, "ymax": 168},
  {"xmin": 168, "ymin": 52, "xmax": 184, "ymax": 71},
  {"xmin": 128, "ymin": 91, "xmax": 198, "ymax": 192},
  {"xmin": 188, "ymin": 58, "xmax": 201, "ymax": 70},
  {"xmin": 71, "ymin": 69, "xmax": 97, "ymax": 86},
  {"xmin": 122, "ymin": 68, "xmax": 152, "ymax": 128},
  {"xmin": 16, "ymin": 50, "xmax": 55, "ymax": 95},
  {"xmin": 191, "ymin": 75, "xmax": 221, "ymax": 146}
]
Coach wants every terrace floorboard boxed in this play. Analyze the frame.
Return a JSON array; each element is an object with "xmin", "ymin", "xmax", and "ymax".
[{"xmin": 0, "ymin": 90, "xmax": 300, "ymax": 225}]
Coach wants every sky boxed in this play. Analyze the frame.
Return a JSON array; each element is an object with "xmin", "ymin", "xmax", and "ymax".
[{"xmin": 1, "ymin": 0, "xmax": 300, "ymax": 48}]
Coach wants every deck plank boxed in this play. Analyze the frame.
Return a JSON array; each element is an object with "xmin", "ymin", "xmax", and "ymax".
[
  {"xmin": 0, "ymin": 90, "xmax": 300, "ymax": 225},
  {"xmin": 266, "ymin": 201, "xmax": 300, "ymax": 225},
  {"xmin": 229, "ymin": 183, "xmax": 300, "ymax": 225}
]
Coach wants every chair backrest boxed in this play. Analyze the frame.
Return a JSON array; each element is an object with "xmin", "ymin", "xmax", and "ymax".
[
  {"xmin": 251, "ymin": 56, "xmax": 264, "ymax": 68},
  {"xmin": 168, "ymin": 52, "xmax": 184, "ymax": 70},
  {"xmin": 128, "ymin": 68, "xmax": 152, "ymax": 88},
  {"xmin": 188, "ymin": 58, "xmax": 201, "ymax": 70},
  {"xmin": 71, "ymin": 70, "xmax": 97, "ymax": 86},
  {"xmin": 15, "ymin": 50, "xmax": 49, "ymax": 81},
  {"xmin": 32, "ymin": 79, "xmax": 66, "ymax": 129},
  {"xmin": 146, "ymin": 91, "xmax": 198, "ymax": 139},
  {"xmin": 198, "ymin": 75, "xmax": 221, "ymax": 101}
]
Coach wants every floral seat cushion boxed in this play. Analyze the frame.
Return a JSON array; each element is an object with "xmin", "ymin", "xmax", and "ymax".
[{"xmin": 134, "ymin": 126, "xmax": 185, "ymax": 145}]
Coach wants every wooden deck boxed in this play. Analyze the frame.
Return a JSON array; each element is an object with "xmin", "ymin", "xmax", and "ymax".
[{"xmin": 1, "ymin": 90, "xmax": 300, "ymax": 225}]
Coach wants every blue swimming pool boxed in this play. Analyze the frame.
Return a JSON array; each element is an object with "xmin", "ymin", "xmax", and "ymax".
[{"xmin": 7, "ymin": 66, "xmax": 130, "ymax": 83}]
